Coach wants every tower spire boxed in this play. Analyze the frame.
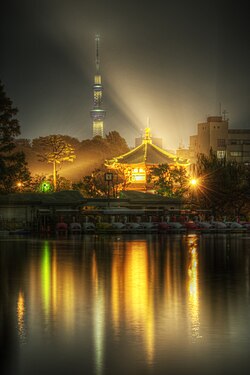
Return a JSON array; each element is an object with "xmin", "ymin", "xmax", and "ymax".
[
  {"xmin": 90, "ymin": 34, "xmax": 106, "ymax": 138},
  {"xmin": 95, "ymin": 33, "xmax": 100, "ymax": 73},
  {"xmin": 143, "ymin": 117, "xmax": 152, "ymax": 144}
]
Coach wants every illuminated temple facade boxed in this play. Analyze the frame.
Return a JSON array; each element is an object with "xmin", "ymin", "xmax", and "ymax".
[
  {"xmin": 90, "ymin": 34, "xmax": 106, "ymax": 138},
  {"xmin": 106, "ymin": 128, "xmax": 189, "ymax": 191}
]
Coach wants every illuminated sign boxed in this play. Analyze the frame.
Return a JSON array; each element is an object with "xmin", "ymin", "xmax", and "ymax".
[{"xmin": 105, "ymin": 173, "xmax": 113, "ymax": 181}]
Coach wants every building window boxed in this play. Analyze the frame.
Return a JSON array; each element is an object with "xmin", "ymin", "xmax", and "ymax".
[
  {"xmin": 230, "ymin": 152, "xmax": 242, "ymax": 157},
  {"xmin": 228, "ymin": 139, "xmax": 247, "ymax": 145},
  {"xmin": 217, "ymin": 139, "xmax": 226, "ymax": 147},
  {"xmin": 132, "ymin": 167, "xmax": 146, "ymax": 182},
  {"xmin": 217, "ymin": 150, "xmax": 226, "ymax": 159}
]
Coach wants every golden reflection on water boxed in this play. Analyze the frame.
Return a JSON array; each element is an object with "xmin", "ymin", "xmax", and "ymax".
[
  {"xmin": 92, "ymin": 252, "xmax": 105, "ymax": 375},
  {"xmin": 52, "ymin": 245, "xmax": 57, "ymax": 314},
  {"xmin": 17, "ymin": 291, "xmax": 26, "ymax": 342},
  {"xmin": 28, "ymin": 241, "xmax": 77, "ymax": 336},
  {"xmin": 163, "ymin": 242, "xmax": 182, "ymax": 331},
  {"xmin": 18, "ymin": 237, "xmax": 203, "ymax": 366},
  {"xmin": 187, "ymin": 235, "xmax": 201, "ymax": 341},
  {"xmin": 41, "ymin": 241, "xmax": 51, "ymax": 319},
  {"xmin": 111, "ymin": 245, "xmax": 123, "ymax": 334},
  {"xmin": 112, "ymin": 240, "xmax": 155, "ymax": 364},
  {"xmin": 62, "ymin": 263, "xmax": 75, "ymax": 334}
]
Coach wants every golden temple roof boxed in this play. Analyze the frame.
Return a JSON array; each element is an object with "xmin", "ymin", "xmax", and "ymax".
[{"xmin": 106, "ymin": 128, "xmax": 189, "ymax": 167}]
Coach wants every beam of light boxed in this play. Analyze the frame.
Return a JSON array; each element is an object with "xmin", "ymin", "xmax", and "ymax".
[
  {"xmin": 17, "ymin": 291, "xmax": 26, "ymax": 343},
  {"xmin": 39, "ymin": 16, "xmax": 201, "ymax": 149},
  {"xmin": 19, "ymin": 1, "xmax": 229, "ymax": 148},
  {"xmin": 187, "ymin": 235, "xmax": 202, "ymax": 342}
]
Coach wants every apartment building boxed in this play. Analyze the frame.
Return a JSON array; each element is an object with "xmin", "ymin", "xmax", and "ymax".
[{"xmin": 187, "ymin": 116, "xmax": 250, "ymax": 164}]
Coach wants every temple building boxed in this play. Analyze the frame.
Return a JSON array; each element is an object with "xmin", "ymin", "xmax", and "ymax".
[
  {"xmin": 90, "ymin": 34, "xmax": 106, "ymax": 138},
  {"xmin": 105, "ymin": 128, "xmax": 189, "ymax": 191}
]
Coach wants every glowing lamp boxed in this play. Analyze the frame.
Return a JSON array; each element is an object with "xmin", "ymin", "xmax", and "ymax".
[
  {"xmin": 40, "ymin": 181, "xmax": 52, "ymax": 193},
  {"xmin": 190, "ymin": 178, "xmax": 198, "ymax": 186}
]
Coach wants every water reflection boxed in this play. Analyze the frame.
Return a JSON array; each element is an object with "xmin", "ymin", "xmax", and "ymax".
[
  {"xmin": 41, "ymin": 241, "xmax": 51, "ymax": 320},
  {"xmin": 92, "ymin": 252, "xmax": 105, "ymax": 375},
  {"xmin": 111, "ymin": 244, "xmax": 122, "ymax": 334},
  {"xmin": 52, "ymin": 245, "xmax": 57, "ymax": 315},
  {"xmin": 0, "ymin": 234, "xmax": 249, "ymax": 375},
  {"xmin": 187, "ymin": 235, "xmax": 201, "ymax": 341},
  {"xmin": 17, "ymin": 291, "xmax": 26, "ymax": 343},
  {"xmin": 123, "ymin": 241, "xmax": 154, "ymax": 364}
]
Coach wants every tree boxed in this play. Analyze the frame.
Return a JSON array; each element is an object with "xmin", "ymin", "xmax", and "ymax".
[
  {"xmin": 73, "ymin": 169, "xmax": 108, "ymax": 198},
  {"xmin": 28, "ymin": 173, "xmax": 72, "ymax": 192},
  {"xmin": 19, "ymin": 131, "xmax": 130, "ymax": 181},
  {"xmin": 73, "ymin": 166, "xmax": 127, "ymax": 198},
  {"xmin": 147, "ymin": 164, "xmax": 189, "ymax": 198},
  {"xmin": 105, "ymin": 131, "xmax": 129, "ymax": 155},
  {"xmin": 194, "ymin": 150, "xmax": 250, "ymax": 217},
  {"xmin": 27, "ymin": 174, "xmax": 52, "ymax": 192},
  {"xmin": 37, "ymin": 135, "xmax": 76, "ymax": 191},
  {"xmin": 0, "ymin": 80, "xmax": 30, "ymax": 193}
]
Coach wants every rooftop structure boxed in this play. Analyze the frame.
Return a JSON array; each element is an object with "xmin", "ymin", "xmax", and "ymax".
[
  {"xmin": 188, "ymin": 115, "xmax": 250, "ymax": 164},
  {"xmin": 106, "ymin": 127, "xmax": 189, "ymax": 191}
]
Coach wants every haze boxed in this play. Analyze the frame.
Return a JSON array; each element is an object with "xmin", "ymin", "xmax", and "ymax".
[{"xmin": 1, "ymin": 0, "xmax": 250, "ymax": 149}]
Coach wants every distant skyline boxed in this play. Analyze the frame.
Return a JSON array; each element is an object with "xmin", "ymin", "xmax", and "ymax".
[{"xmin": 1, "ymin": 0, "xmax": 250, "ymax": 149}]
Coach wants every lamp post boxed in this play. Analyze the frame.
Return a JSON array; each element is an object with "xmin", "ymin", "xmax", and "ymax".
[
  {"xmin": 188, "ymin": 177, "xmax": 199, "ymax": 210},
  {"xmin": 104, "ymin": 172, "xmax": 113, "ymax": 207}
]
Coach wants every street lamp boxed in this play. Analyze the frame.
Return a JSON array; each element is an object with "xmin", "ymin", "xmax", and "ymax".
[
  {"xmin": 16, "ymin": 181, "xmax": 23, "ymax": 191},
  {"xmin": 188, "ymin": 177, "xmax": 200, "ymax": 210},
  {"xmin": 104, "ymin": 172, "xmax": 113, "ymax": 207},
  {"xmin": 190, "ymin": 178, "xmax": 198, "ymax": 187}
]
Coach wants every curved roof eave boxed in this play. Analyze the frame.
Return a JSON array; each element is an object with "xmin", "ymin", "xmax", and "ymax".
[
  {"xmin": 115, "ymin": 143, "xmax": 144, "ymax": 161},
  {"xmin": 105, "ymin": 139, "xmax": 190, "ymax": 166},
  {"xmin": 150, "ymin": 143, "xmax": 176, "ymax": 159}
]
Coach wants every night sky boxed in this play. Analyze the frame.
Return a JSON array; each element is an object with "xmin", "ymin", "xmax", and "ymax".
[{"xmin": 1, "ymin": 0, "xmax": 250, "ymax": 149}]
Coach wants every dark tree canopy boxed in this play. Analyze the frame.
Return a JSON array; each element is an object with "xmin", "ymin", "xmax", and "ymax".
[
  {"xmin": 0, "ymin": 81, "xmax": 30, "ymax": 193},
  {"xmin": 73, "ymin": 165, "xmax": 127, "ymax": 198},
  {"xmin": 0, "ymin": 81, "xmax": 20, "ymax": 153},
  {"xmin": 148, "ymin": 164, "xmax": 189, "ymax": 198},
  {"xmin": 105, "ymin": 131, "xmax": 129, "ymax": 155},
  {"xmin": 194, "ymin": 150, "xmax": 250, "ymax": 217}
]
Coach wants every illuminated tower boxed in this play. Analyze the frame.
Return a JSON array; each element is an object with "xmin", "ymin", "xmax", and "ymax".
[{"xmin": 90, "ymin": 34, "xmax": 106, "ymax": 138}]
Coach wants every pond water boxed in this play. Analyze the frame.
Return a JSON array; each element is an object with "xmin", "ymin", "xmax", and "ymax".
[{"xmin": 1, "ymin": 233, "xmax": 250, "ymax": 375}]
